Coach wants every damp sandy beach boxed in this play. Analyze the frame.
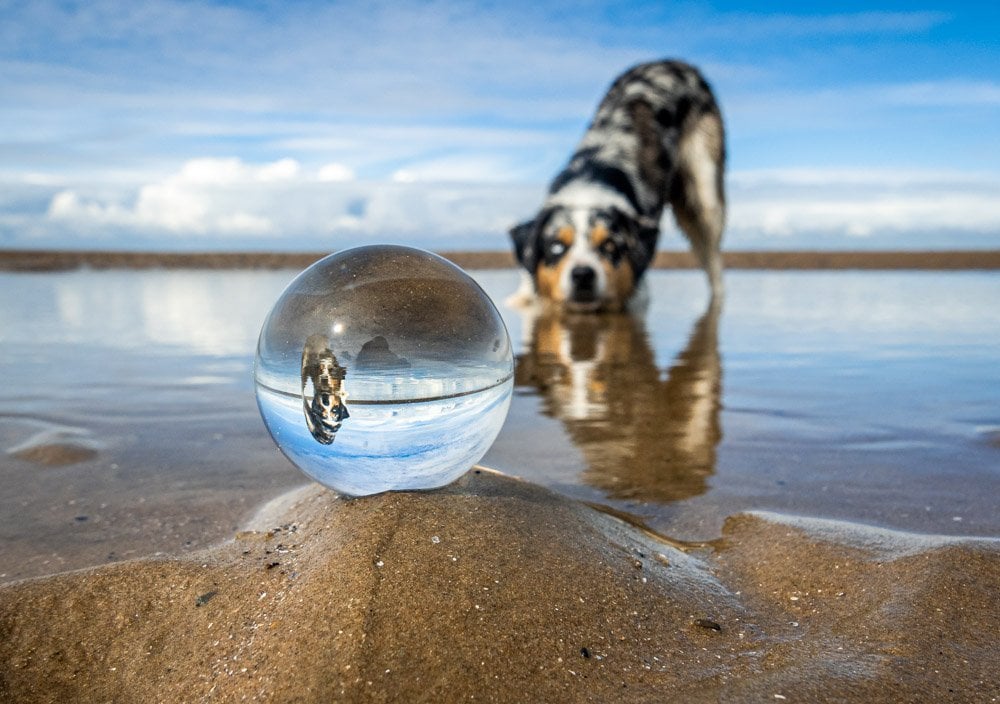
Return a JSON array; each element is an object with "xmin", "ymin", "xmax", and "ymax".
[{"xmin": 1, "ymin": 253, "xmax": 999, "ymax": 702}]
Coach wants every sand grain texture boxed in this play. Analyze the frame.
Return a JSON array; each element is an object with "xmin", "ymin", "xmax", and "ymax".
[{"xmin": 1, "ymin": 471, "xmax": 997, "ymax": 703}]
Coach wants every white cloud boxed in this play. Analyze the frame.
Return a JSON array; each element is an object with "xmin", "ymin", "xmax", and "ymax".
[
  {"xmin": 731, "ymin": 167, "xmax": 1000, "ymax": 189},
  {"xmin": 3, "ymin": 1, "xmax": 997, "ymax": 208},
  {"xmin": 174, "ymin": 157, "xmax": 301, "ymax": 184},
  {"xmin": 32, "ymin": 158, "xmax": 1000, "ymax": 251},
  {"xmin": 49, "ymin": 190, "xmax": 132, "ymax": 226},
  {"xmin": 724, "ymin": 168, "xmax": 1000, "ymax": 241},
  {"xmin": 256, "ymin": 158, "xmax": 300, "ymax": 182},
  {"xmin": 882, "ymin": 81, "xmax": 1000, "ymax": 107},
  {"xmin": 39, "ymin": 157, "xmax": 542, "ymax": 247},
  {"xmin": 46, "ymin": 158, "xmax": 304, "ymax": 236},
  {"xmin": 391, "ymin": 154, "xmax": 531, "ymax": 184},
  {"xmin": 317, "ymin": 163, "xmax": 355, "ymax": 182}
]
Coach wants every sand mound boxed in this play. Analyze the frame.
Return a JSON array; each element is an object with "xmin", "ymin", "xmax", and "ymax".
[
  {"xmin": 6, "ymin": 426, "xmax": 101, "ymax": 466},
  {"xmin": 1, "ymin": 470, "xmax": 997, "ymax": 703}
]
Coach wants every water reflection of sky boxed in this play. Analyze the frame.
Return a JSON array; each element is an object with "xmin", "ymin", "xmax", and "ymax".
[
  {"xmin": 0, "ymin": 268, "xmax": 998, "ymax": 582},
  {"xmin": 486, "ymin": 270, "xmax": 1000, "ymax": 539},
  {"xmin": 4, "ymin": 268, "xmax": 995, "ymax": 358},
  {"xmin": 0, "ymin": 269, "xmax": 296, "ymax": 355}
]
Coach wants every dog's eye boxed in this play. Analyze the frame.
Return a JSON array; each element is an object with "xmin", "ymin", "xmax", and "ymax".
[
  {"xmin": 600, "ymin": 239, "xmax": 618, "ymax": 257},
  {"xmin": 546, "ymin": 241, "xmax": 566, "ymax": 257}
]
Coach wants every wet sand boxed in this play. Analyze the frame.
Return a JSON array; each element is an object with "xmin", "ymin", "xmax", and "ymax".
[
  {"xmin": 1, "ymin": 469, "xmax": 997, "ymax": 703},
  {"xmin": 2, "ymin": 262, "xmax": 998, "ymax": 701}
]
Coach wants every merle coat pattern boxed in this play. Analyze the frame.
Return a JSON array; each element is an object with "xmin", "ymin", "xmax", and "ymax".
[{"xmin": 511, "ymin": 60, "xmax": 726, "ymax": 311}]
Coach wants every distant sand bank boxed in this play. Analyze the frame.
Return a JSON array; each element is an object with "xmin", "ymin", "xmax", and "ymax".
[
  {"xmin": 2, "ymin": 248, "xmax": 1000, "ymax": 271},
  {"xmin": 1, "ymin": 470, "xmax": 997, "ymax": 703}
]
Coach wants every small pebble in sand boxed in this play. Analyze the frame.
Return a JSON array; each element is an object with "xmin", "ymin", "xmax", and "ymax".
[
  {"xmin": 195, "ymin": 591, "xmax": 218, "ymax": 608},
  {"xmin": 694, "ymin": 619, "xmax": 722, "ymax": 632}
]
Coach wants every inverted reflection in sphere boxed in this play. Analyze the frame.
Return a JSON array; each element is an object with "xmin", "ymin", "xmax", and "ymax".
[{"xmin": 254, "ymin": 245, "xmax": 513, "ymax": 497}]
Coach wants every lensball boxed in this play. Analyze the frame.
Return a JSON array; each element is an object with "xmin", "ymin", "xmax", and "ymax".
[{"xmin": 254, "ymin": 245, "xmax": 514, "ymax": 497}]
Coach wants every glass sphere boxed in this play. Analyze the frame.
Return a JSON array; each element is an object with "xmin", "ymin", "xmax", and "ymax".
[{"xmin": 254, "ymin": 245, "xmax": 514, "ymax": 497}]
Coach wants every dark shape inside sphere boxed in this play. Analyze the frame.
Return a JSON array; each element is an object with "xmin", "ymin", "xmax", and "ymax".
[{"xmin": 356, "ymin": 335, "xmax": 410, "ymax": 370}]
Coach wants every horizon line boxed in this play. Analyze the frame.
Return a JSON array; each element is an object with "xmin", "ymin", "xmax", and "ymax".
[{"xmin": 2, "ymin": 249, "xmax": 1000, "ymax": 272}]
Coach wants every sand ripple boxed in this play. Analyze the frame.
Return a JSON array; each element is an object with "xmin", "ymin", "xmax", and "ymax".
[{"xmin": 0, "ymin": 470, "xmax": 996, "ymax": 702}]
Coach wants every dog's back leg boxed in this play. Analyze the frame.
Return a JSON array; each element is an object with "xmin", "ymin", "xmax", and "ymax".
[{"xmin": 670, "ymin": 111, "xmax": 726, "ymax": 300}]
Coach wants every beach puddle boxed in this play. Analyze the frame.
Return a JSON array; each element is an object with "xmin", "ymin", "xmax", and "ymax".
[
  {"xmin": 486, "ymin": 269, "xmax": 1000, "ymax": 543},
  {"xmin": 512, "ymin": 299, "xmax": 721, "ymax": 504},
  {"xmin": 0, "ymin": 267, "xmax": 998, "ymax": 582}
]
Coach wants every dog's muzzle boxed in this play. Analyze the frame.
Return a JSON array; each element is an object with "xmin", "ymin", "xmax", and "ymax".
[{"xmin": 570, "ymin": 265, "xmax": 598, "ymax": 304}]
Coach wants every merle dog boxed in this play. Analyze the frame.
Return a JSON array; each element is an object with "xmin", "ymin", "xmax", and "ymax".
[{"xmin": 510, "ymin": 60, "xmax": 725, "ymax": 312}]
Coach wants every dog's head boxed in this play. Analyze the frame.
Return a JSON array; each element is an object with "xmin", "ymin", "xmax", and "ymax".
[{"xmin": 510, "ymin": 205, "xmax": 658, "ymax": 312}]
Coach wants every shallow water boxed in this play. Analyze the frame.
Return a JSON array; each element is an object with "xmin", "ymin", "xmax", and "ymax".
[{"xmin": 1, "ymin": 267, "xmax": 998, "ymax": 581}]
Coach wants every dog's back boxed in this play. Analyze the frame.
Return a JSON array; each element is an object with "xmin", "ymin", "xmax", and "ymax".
[{"xmin": 564, "ymin": 61, "xmax": 724, "ymax": 221}]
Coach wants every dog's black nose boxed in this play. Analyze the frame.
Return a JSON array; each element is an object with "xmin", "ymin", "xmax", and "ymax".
[{"xmin": 571, "ymin": 265, "xmax": 596, "ymax": 291}]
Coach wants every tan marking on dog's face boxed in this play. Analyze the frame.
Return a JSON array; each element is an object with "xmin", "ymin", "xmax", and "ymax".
[
  {"xmin": 557, "ymin": 225, "xmax": 575, "ymax": 246},
  {"xmin": 534, "ymin": 222, "xmax": 576, "ymax": 302},
  {"xmin": 586, "ymin": 220, "xmax": 636, "ymax": 311},
  {"xmin": 535, "ymin": 257, "xmax": 570, "ymax": 302},
  {"xmin": 589, "ymin": 222, "xmax": 610, "ymax": 247}
]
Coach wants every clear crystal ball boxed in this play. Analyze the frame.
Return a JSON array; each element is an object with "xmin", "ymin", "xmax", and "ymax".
[{"xmin": 254, "ymin": 245, "xmax": 514, "ymax": 496}]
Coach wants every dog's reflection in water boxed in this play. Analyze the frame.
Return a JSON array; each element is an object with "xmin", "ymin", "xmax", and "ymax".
[
  {"xmin": 301, "ymin": 334, "xmax": 350, "ymax": 445},
  {"xmin": 515, "ymin": 302, "xmax": 721, "ymax": 502}
]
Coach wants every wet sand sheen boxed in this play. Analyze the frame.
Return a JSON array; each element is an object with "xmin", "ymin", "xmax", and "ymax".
[
  {"xmin": 2, "ymin": 267, "xmax": 999, "ymax": 578},
  {"xmin": 1, "ymin": 265, "xmax": 998, "ymax": 700},
  {"xmin": 1, "ymin": 470, "xmax": 996, "ymax": 703}
]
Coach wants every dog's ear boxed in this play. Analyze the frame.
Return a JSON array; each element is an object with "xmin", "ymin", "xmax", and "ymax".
[{"xmin": 509, "ymin": 218, "xmax": 539, "ymax": 271}]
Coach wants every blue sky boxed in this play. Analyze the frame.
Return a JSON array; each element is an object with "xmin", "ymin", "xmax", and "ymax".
[{"xmin": 1, "ymin": 0, "xmax": 998, "ymax": 251}]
